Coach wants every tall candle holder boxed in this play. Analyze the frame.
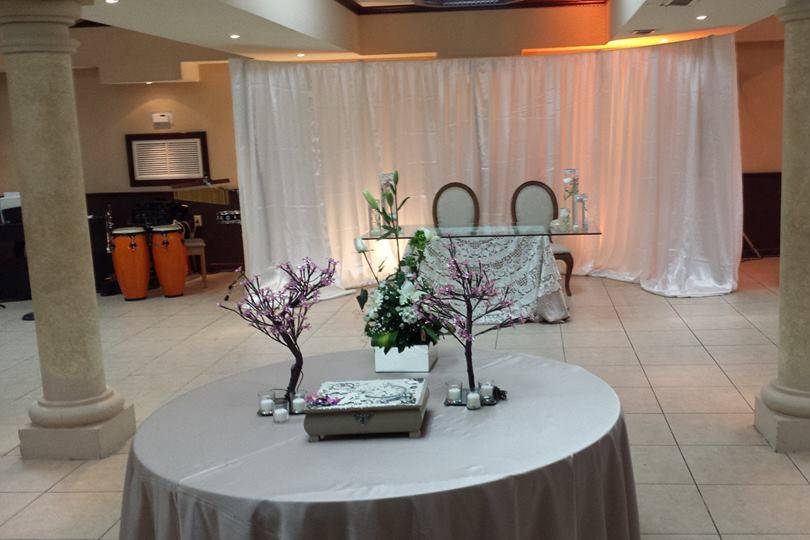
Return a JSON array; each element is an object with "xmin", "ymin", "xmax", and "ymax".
[
  {"xmin": 575, "ymin": 193, "xmax": 589, "ymax": 232},
  {"xmin": 562, "ymin": 168, "xmax": 580, "ymax": 230}
]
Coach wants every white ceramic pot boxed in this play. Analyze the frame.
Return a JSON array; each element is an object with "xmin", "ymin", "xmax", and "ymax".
[{"xmin": 374, "ymin": 344, "xmax": 437, "ymax": 373}]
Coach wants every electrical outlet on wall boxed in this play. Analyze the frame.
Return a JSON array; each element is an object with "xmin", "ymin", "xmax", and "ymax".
[{"xmin": 193, "ymin": 215, "xmax": 203, "ymax": 227}]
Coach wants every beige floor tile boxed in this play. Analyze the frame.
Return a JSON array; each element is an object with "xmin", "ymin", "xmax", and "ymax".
[
  {"xmin": 721, "ymin": 535, "xmax": 810, "ymax": 540},
  {"xmin": 0, "ymin": 457, "xmax": 81, "ymax": 492},
  {"xmin": 694, "ymin": 329, "xmax": 771, "ymax": 347},
  {"xmin": 706, "ymin": 345, "xmax": 779, "ymax": 366},
  {"xmin": 100, "ymin": 521, "xmax": 120, "ymax": 540},
  {"xmin": 0, "ymin": 492, "xmax": 121, "ymax": 539},
  {"xmin": 620, "ymin": 317, "xmax": 690, "ymax": 332},
  {"xmin": 721, "ymin": 364, "xmax": 778, "ymax": 388},
  {"xmin": 495, "ymin": 332, "xmax": 562, "ymax": 352},
  {"xmin": 666, "ymin": 414, "xmax": 766, "ymax": 446},
  {"xmin": 632, "ymin": 446, "xmax": 694, "ymax": 484},
  {"xmin": 560, "ymin": 317, "xmax": 624, "ymax": 333},
  {"xmin": 565, "ymin": 347, "xmax": 639, "ymax": 366},
  {"xmin": 629, "ymin": 331, "xmax": 701, "ymax": 348},
  {"xmin": 636, "ymin": 347, "xmax": 715, "ymax": 366},
  {"xmin": 682, "ymin": 315, "xmax": 754, "ymax": 331},
  {"xmin": 653, "ymin": 387, "xmax": 751, "ymax": 414},
  {"xmin": 789, "ymin": 452, "xmax": 810, "ymax": 481},
  {"xmin": 50, "ymin": 454, "xmax": 128, "ymax": 492},
  {"xmin": 682, "ymin": 446, "xmax": 806, "ymax": 485},
  {"xmin": 701, "ymin": 485, "xmax": 810, "ymax": 534},
  {"xmin": 723, "ymin": 289, "xmax": 779, "ymax": 304},
  {"xmin": 673, "ymin": 304, "xmax": 740, "ymax": 318},
  {"xmin": 645, "ymin": 366, "xmax": 732, "ymax": 388},
  {"xmin": 615, "ymin": 388, "xmax": 662, "ymax": 413},
  {"xmin": 562, "ymin": 331, "xmax": 631, "ymax": 348},
  {"xmin": 0, "ymin": 493, "xmax": 38, "ymax": 526},
  {"xmin": 637, "ymin": 484, "xmax": 716, "ymax": 534},
  {"xmin": 625, "ymin": 414, "xmax": 676, "ymax": 445},
  {"xmin": 585, "ymin": 365, "xmax": 650, "ymax": 388}
]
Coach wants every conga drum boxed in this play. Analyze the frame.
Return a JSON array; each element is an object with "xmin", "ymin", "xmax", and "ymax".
[
  {"xmin": 110, "ymin": 227, "xmax": 150, "ymax": 301},
  {"xmin": 151, "ymin": 224, "xmax": 188, "ymax": 298}
]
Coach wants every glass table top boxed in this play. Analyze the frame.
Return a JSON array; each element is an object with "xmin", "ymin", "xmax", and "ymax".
[{"xmin": 361, "ymin": 224, "xmax": 601, "ymax": 240}]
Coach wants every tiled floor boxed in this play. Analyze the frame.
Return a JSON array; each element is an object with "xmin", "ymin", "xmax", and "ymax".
[{"xmin": 1, "ymin": 258, "xmax": 807, "ymax": 539}]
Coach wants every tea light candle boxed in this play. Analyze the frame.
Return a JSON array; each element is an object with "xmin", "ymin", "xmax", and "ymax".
[
  {"xmin": 447, "ymin": 385, "xmax": 462, "ymax": 402},
  {"xmin": 273, "ymin": 406, "xmax": 289, "ymax": 423},
  {"xmin": 292, "ymin": 395, "xmax": 307, "ymax": 414},
  {"xmin": 480, "ymin": 382, "xmax": 494, "ymax": 400},
  {"xmin": 259, "ymin": 397, "xmax": 273, "ymax": 415},
  {"xmin": 466, "ymin": 391, "xmax": 482, "ymax": 410}
]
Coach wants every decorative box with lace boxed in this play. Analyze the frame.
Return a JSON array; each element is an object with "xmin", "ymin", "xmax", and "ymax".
[{"xmin": 304, "ymin": 378, "xmax": 429, "ymax": 441}]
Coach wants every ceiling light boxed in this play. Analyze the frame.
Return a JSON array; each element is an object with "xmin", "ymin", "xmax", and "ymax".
[
  {"xmin": 696, "ymin": 14, "xmax": 708, "ymax": 21},
  {"xmin": 145, "ymin": 81, "xmax": 153, "ymax": 85},
  {"xmin": 296, "ymin": 52, "xmax": 306, "ymax": 58},
  {"xmin": 229, "ymin": 34, "xmax": 241, "ymax": 40},
  {"xmin": 105, "ymin": 0, "xmax": 119, "ymax": 3},
  {"xmin": 660, "ymin": 38, "xmax": 669, "ymax": 43}
]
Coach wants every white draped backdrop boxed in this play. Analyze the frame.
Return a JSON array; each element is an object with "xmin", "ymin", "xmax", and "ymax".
[{"xmin": 230, "ymin": 35, "xmax": 741, "ymax": 297}]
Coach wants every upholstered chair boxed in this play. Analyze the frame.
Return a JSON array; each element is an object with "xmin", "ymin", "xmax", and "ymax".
[
  {"xmin": 432, "ymin": 182, "xmax": 480, "ymax": 228},
  {"xmin": 511, "ymin": 180, "xmax": 574, "ymax": 296}
]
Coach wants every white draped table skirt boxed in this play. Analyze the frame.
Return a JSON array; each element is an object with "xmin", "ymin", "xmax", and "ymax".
[{"xmin": 121, "ymin": 350, "xmax": 638, "ymax": 539}]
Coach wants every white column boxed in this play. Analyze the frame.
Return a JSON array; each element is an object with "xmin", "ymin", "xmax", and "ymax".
[
  {"xmin": 755, "ymin": 0, "xmax": 810, "ymax": 452},
  {"xmin": 0, "ymin": 0, "xmax": 134, "ymax": 459}
]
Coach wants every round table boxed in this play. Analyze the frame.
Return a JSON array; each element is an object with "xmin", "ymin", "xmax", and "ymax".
[{"xmin": 121, "ymin": 350, "xmax": 639, "ymax": 540}]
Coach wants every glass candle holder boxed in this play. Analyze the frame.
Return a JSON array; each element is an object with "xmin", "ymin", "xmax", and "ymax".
[
  {"xmin": 273, "ymin": 401, "xmax": 290, "ymax": 423},
  {"xmin": 257, "ymin": 391, "xmax": 274, "ymax": 417},
  {"xmin": 479, "ymin": 381, "xmax": 495, "ymax": 401},
  {"xmin": 291, "ymin": 390, "xmax": 307, "ymax": 414},
  {"xmin": 446, "ymin": 382, "xmax": 463, "ymax": 404},
  {"xmin": 466, "ymin": 390, "xmax": 482, "ymax": 410}
]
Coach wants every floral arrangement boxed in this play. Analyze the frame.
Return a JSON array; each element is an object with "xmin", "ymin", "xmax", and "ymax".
[
  {"xmin": 219, "ymin": 258, "xmax": 338, "ymax": 403},
  {"xmin": 355, "ymin": 171, "xmax": 443, "ymax": 353},
  {"xmin": 414, "ymin": 240, "xmax": 525, "ymax": 389}
]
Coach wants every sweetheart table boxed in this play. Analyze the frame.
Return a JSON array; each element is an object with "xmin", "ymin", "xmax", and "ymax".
[{"xmin": 121, "ymin": 349, "xmax": 639, "ymax": 540}]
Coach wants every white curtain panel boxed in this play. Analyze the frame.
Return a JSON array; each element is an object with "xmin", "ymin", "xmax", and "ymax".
[{"xmin": 230, "ymin": 35, "xmax": 741, "ymax": 297}]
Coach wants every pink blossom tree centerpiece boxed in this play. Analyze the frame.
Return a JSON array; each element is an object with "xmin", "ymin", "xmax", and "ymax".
[
  {"xmin": 220, "ymin": 258, "xmax": 338, "ymax": 404},
  {"xmin": 414, "ymin": 241, "xmax": 525, "ymax": 390}
]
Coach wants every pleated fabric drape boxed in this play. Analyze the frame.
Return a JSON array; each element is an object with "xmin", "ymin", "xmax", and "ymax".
[{"xmin": 230, "ymin": 35, "xmax": 741, "ymax": 296}]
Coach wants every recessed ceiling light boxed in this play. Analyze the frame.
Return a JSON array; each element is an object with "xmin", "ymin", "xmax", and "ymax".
[
  {"xmin": 296, "ymin": 52, "xmax": 306, "ymax": 58},
  {"xmin": 105, "ymin": 0, "xmax": 119, "ymax": 3},
  {"xmin": 145, "ymin": 81, "xmax": 153, "ymax": 85},
  {"xmin": 660, "ymin": 38, "xmax": 669, "ymax": 43},
  {"xmin": 696, "ymin": 14, "xmax": 708, "ymax": 21},
  {"xmin": 229, "ymin": 34, "xmax": 241, "ymax": 39}
]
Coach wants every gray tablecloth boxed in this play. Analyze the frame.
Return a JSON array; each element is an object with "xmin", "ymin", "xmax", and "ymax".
[{"xmin": 121, "ymin": 350, "xmax": 639, "ymax": 540}]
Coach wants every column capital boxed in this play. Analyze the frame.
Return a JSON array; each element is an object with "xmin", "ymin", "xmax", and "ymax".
[
  {"xmin": 780, "ymin": 0, "xmax": 810, "ymax": 24},
  {"xmin": 0, "ymin": 0, "xmax": 92, "ymax": 55}
]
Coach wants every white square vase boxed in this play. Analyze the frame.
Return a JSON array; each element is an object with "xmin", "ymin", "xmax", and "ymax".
[{"xmin": 374, "ymin": 344, "xmax": 438, "ymax": 373}]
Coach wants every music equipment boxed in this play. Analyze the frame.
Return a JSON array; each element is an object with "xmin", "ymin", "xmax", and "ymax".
[
  {"xmin": 151, "ymin": 223, "xmax": 188, "ymax": 297},
  {"xmin": 110, "ymin": 227, "xmax": 150, "ymax": 301}
]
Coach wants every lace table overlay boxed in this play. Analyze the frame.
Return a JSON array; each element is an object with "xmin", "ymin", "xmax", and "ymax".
[
  {"xmin": 421, "ymin": 236, "xmax": 568, "ymax": 324},
  {"xmin": 307, "ymin": 379, "xmax": 426, "ymax": 413}
]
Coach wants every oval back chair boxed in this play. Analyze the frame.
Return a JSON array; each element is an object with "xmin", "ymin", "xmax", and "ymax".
[
  {"xmin": 432, "ymin": 182, "xmax": 480, "ymax": 229},
  {"xmin": 510, "ymin": 180, "xmax": 574, "ymax": 297}
]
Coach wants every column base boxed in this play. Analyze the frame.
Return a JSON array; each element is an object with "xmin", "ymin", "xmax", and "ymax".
[
  {"xmin": 18, "ymin": 404, "xmax": 135, "ymax": 460},
  {"xmin": 755, "ymin": 397, "xmax": 810, "ymax": 452}
]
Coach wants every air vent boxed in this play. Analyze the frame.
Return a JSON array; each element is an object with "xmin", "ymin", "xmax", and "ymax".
[
  {"xmin": 660, "ymin": 0, "xmax": 694, "ymax": 6},
  {"xmin": 414, "ymin": 0, "xmax": 523, "ymax": 6},
  {"xmin": 131, "ymin": 138, "xmax": 203, "ymax": 181},
  {"xmin": 633, "ymin": 29, "xmax": 657, "ymax": 35}
]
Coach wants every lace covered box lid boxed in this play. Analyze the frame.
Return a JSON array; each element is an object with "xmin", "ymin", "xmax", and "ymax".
[{"xmin": 306, "ymin": 378, "xmax": 427, "ymax": 414}]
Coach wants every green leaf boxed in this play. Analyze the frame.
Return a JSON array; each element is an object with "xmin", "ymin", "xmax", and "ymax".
[
  {"xmin": 397, "ymin": 196, "xmax": 411, "ymax": 210},
  {"xmin": 392, "ymin": 170, "xmax": 399, "ymax": 187},
  {"xmin": 424, "ymin": 326, "xmax": 441, "ymax": 343},
  {"xmin": 385, "ymin": 191, "xmax": 395, "ymax": 207},
  {"xmin": 362, "ymin": 190, "xmax": 379, "ymax": 210},
  {"xmin": 356, "ymin": 288, "xmax": 368, "ymax": 310}
]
